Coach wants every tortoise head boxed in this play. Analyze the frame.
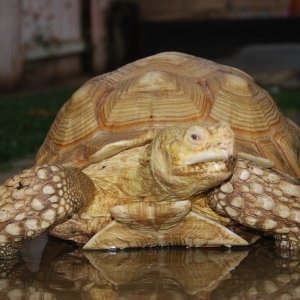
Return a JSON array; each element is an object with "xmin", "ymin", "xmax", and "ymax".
[{"xmin": 148, "ymin": 122, "xmax": 236, "ymax": 199}]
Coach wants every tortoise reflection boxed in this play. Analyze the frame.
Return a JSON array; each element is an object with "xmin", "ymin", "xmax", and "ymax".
[{"xmin": 2, "ymin": 238, "xmax": 300, "ymax": 299}]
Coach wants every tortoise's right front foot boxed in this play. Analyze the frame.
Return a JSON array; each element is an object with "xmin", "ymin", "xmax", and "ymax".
[{"xmin": 0, "ymin": 164, "xmax": 95, "ymax": 258}]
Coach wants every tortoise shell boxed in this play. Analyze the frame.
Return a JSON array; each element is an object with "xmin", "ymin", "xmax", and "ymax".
[{"xmin": 35, "ymin": 52, "xmax": 300, "ymax": 177}]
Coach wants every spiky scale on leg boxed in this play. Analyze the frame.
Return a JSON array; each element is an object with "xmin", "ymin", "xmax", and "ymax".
[
  {"xmin": 0, "ymin": 165, "xmax": 95, "ymax": 258},
  {"xmin": 208, "ymin": 159, "xmax": 300, "ymax": 247}
]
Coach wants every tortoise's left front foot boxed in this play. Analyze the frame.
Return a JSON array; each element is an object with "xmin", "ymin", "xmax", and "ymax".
[{"xmin": 208, "ymin": 159, "xmax": 300, "ymax": 248}]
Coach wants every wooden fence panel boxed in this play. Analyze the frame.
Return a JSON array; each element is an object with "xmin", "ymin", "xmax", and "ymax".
[
  {"xmin": 21, "ymin": 0, "xmax": 85, "ymax": 87},
  {"xmin": 0, "ymin": 0, "xmax": 22, "ymax": 90},
  {"xmin": 90, "ymin": 0, "xmax": 111, "ymax": 73},
  {"xmin": 0, "ymin": 0, "xmax": 87, "ymax": 90},
  {"xmin": 22, "ymin": 0, "xmax": 84, "ymax": 61}
]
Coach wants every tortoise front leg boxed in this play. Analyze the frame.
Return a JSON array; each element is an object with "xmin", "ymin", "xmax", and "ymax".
[
  {"xmin": 0, "ymin": 165, "xmax": 95, "ymax": 257},
  {"xmin": 208, "ymin": 159, "xmax": 300, "ymax": 249}
]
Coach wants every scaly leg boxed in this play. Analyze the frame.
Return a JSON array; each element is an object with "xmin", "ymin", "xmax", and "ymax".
[
  {"xmin": 208, "ymin": 159, "xmax": 300, "ymax": 249},
  {"xmin": 0, "ymin": 164, "xmax": 95, "ymax": 257}
]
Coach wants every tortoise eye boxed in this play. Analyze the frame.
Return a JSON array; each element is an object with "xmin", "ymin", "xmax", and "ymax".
[{"xmin": 191, "ymin": 134, "xmax": 200, "ymax": 141}]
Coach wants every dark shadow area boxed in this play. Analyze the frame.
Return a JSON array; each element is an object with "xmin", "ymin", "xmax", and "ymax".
[
  {"xmin": 103, "ymin": 1, "xmax": 300, "ymax": 69},
  {"xmin": 138, "ymin": 17, "xmax": 300, "ymax": 60}
]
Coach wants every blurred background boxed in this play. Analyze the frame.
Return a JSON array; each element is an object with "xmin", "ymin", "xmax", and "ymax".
[
  {"xmin": 1, "ymin": 0, "xmax": 300, "ymax": 89},
  {"xmin": 0, "ymin": 0, "xmax": 300, "ymax": 181}
]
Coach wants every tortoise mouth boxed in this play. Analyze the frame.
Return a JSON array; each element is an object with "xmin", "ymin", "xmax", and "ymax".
[
  {"xmin": 173, "ymin": 141, "xmax": 236, "ymax": 176},
  {"xmin": 173, "ymin": 158, "xmax": 235, "ymax": 176},
  {"xmin": 183, "ymin": 142, "xmax": 236, "ymax": 166}
]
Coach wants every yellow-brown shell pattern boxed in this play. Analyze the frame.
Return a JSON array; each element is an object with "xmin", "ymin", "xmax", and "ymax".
[{"xmin": 35, "ymin": 52, "xmax": 300, "ymax": 177}]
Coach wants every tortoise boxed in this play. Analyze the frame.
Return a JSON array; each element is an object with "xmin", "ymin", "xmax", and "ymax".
[{"xmin": 1, "ymin": 51, "xmax": 300, "ymax": 258}]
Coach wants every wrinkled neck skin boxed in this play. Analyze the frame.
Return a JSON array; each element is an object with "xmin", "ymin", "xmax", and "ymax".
[
  {"xmin": 139, "ymin": 147, "xmax": 202, "ymax": 202},
  {"xmin": 85, "ymin": 122, "xmax": 236, "ymax": 205},
  {"xmin": 141, "ymin": 149, "xmax": 234, "ymax": 203},
  {"xmin": 139, "ymin": 122, "xmax": 236, "ymax": 202}
]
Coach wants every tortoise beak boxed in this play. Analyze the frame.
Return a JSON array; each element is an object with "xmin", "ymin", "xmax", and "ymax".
[{"xmin": 184, "ymin": 141, "xmax": 236, "ymax": 166}]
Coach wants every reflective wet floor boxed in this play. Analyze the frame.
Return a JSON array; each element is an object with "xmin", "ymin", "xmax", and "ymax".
[{"xmin": 1, "ymin": 236, "xmax": 300, "ymax": 299}]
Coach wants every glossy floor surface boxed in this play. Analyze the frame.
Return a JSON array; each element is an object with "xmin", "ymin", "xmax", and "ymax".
[{"xmin": 1, "ymin": 236, "xmax": 300, "ymax": 299}]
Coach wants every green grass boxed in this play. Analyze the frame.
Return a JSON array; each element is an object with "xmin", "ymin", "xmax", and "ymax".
[
  {"xmin": 268, "ymin": 88, "xmax": 300, "ymax": 113},
  {"xmin": 0, "ymin": 87, "xmax": 77, "ymax": 163},
  {"xmin": 0, "ymin": 86, "xmax": 299, "ymax": 164}
]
